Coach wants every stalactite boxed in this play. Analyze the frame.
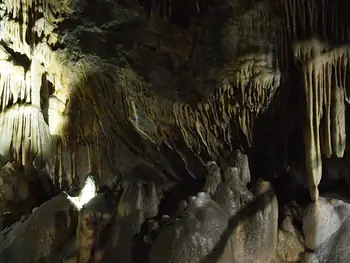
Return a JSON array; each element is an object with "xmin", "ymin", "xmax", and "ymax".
[
  {"xmin": 33, "ymin": 17, "xmax": 58, "ymax": 39},
  {"xmin": 3, "ymin": 0, "xmax": 76, "ymax": 23},
  {"xmin": 0, "ymin": 18, "xmax": 30, "ymax": 56},
  {"xmin": 219, "ymin": 53, "xmax": 281, "ymax": 146},
  {"xmin": 0, "ymin": 0, "xmax": 74, "ymax": 60},
  {"xmin": 0, "ymin": 0, "xmax": 102, "ymax": 189},
  {"xmin": 321, "ymin": 63, "xmax": 333, "ymax": 158},
  {"xmin": 331, "ymin": 86, "xmax": 346, "ymax": 158},
  {"xmin": 0, "ymin": 104, "xmax": 53, "ymax": 166},
  {"xmin": 0, "ymin": 52, "xmax": 47, "ymax": 113},
  {"xmin": 293, "ymin": 38, "xmax": 350, "ymax": 201},
  {"xmin": 302, "ymin": 61, "xmax": 322, "ymax": 202},
  {"xmin": 0, "ymin": 60, "xmax": 28, "ymax": 110},
  {"xmin": 76, "ymin": 49, "xmax": 279, "ymax": 158}
]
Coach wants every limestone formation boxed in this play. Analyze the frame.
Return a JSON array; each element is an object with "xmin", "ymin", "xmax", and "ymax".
[
  {"xmin": 303, "ymin": 198, "xmax": 350, "ymax": 263},
  {"xmin": 1, "ymin": 0, "xmax": 350, "ymax": 262},
  {"xmin": 0, "ymin": 193, "xmax": 78, "ymax": 263}
]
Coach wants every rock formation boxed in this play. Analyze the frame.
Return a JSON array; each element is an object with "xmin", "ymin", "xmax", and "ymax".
[{"xmin": 1, "ymin": 0, "xmax": 350, "ymax": 262}]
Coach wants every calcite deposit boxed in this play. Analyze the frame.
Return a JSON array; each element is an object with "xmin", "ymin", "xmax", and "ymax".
[{"xmin": 1, "ymin": 0, "xmax": 350, "ymax": 262}]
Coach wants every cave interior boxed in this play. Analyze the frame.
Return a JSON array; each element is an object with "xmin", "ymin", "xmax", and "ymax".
[{"xmin": 0, "ymin": 0, "xmax": 350, "ymax": 262}]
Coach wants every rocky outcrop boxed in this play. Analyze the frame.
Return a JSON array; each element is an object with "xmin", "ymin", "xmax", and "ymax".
[
  {"xmin": 3, "ymin": 149, "xmax": 350, "ymax": 262},
  {"xmin": 0, "ymin": 193, "xmax": 78, "ymax": 263},
  {"xmin": 0, "ymin": 155, "xmax": 287, "ymax": 263},
  {"xmin": 302, "ymin": 198, "xmax": 350, "ymax": 263}
]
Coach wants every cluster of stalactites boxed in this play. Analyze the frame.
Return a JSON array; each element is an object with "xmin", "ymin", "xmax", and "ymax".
[
  {"xmin": 0, "ymin": 0, "xmax": 74, "ymax": 57},
  {"xmin": 0, "ymin": 48, "xmax": 53, "ymax": 166},
  {"xmin": 71, "ymin": 65, "xmax": 228, "ymax": 159},
  {"xmin": 0, "ymin": 17, "xmax": 31, "ymax": 57},
  {"xmin": 2, "ymin": 0, "xmax": 77, "ymax": 23},
  {"xmin": 114, "ymin": 69, "xmax": 234, "ymax": 158},
  {"xmin": 114, "ymin": 52, "xmax": 281, "ymax": 158},
  {"xmin": 44, "ymin": 53, "xmax": 282, "ymax": 182},
  {"xmin": 0, "ymin": 104, "xmax": 53, "ymax": 166},
  {"xmin": 0, "ymin": 43, "xmax": 63, "ymax": 164},
  {"xmin": 0, "ymin": 0, "xmax": 77, "ymax": 167},
  {"xmin": 293, "ymin": 38, "xmax": 348, "ymax": 201},
  {"xmin": 219, "ymin": 53, "xmax": 281, "ymax": 145},
  {"xmin": 124, "ymin": 91, "xmax": 232, "ymax": 159}
]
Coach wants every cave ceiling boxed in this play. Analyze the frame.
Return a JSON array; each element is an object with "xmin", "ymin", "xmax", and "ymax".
[{"xmin": 0, "ymin": 0, "xmax": 349, "ymax": 201}]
